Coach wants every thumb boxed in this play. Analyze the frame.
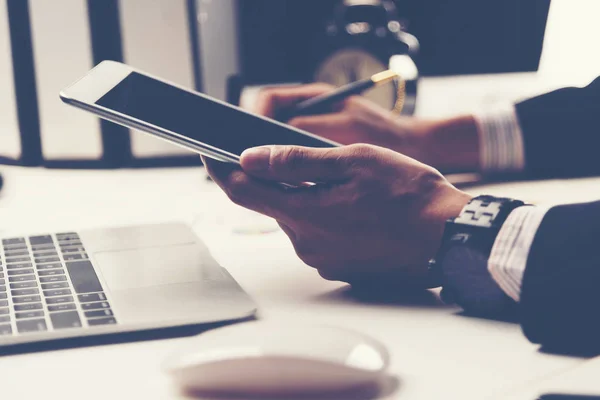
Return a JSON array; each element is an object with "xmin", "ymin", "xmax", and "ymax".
[{"xmin": 240, "ymin": 146, "xmax": 350, "ymax": 183}]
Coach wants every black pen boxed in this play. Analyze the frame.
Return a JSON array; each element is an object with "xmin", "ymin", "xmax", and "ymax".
[{"xmin": 276, "ymin": 70, "xmax": 399, "ymax": 122}]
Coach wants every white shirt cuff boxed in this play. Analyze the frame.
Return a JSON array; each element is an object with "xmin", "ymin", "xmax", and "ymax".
[
  {"xmin": 474, "ymin": 105, "xmax": 526, "ymax": 173},
  {"xmin": 488, "ymin": 206, "xmax": 549, "ymax": 302}
]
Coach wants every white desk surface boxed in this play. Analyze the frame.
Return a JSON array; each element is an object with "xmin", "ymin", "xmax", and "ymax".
[
  {"xmin": 1, "ymin": 72, "xmax": 600, "ymax": 400},
  {"xmin": 0, "ymin": 166, "xmax": 599, "ymax": 400}
]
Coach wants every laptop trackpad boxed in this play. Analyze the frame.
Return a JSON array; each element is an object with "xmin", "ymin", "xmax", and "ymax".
[{"xmin": 94, "ymin": 244, "xmax": 204, "ymax": 291}]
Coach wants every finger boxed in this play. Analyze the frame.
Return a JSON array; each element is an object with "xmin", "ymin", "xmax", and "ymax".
[
  {"xmin": 201, "ymin": 156, "xmax": 238, "ymax": 185},
  {"xmin": 203, "ymin": 157, "xmax": 319, "ymax": 221},
  {"xmin": 240, "ymin": 145, "xmax": 353, "ymax": 183},
  {"xmin": 202, "ymin": 157, "xmax": 277, "ymax": 211},
  {"xmin": 253, "ymin": 83, "xmax": 335, "ymax": 117},
  {"xmin": 277, "ymin": 221, "xmax": 297, "ymax": 242}
]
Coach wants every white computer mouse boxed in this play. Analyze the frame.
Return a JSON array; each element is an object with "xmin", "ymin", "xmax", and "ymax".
[{"xmin": 163, "ymin": 321, "xmax": 390, "ymax": 396}]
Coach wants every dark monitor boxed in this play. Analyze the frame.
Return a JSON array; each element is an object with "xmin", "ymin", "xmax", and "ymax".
[{"xmin": 236, "ymin": 0, "xmax": 550, "ymax": 81}]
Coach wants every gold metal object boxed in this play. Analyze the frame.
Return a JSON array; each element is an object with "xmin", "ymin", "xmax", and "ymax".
[
  {"xmin": 370, "ymin": 70, "xmax": 406, "ymax": 114},
  {"xmin": 392, "ymin": 75, "xmax": 406, "ymax": 114},
  {"xmin": 371, "ymin": 69, "xmax": 398, "ymax": 85}
]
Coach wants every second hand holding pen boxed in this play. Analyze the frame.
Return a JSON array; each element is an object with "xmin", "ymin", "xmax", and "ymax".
[{"xmin": 275, "ymin": 70, "xmax": 399, "ymax": 122}]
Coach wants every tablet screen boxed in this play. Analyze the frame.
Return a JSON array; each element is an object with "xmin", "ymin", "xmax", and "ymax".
[{"xmin": 96, "ymin": 72, "xmax": 336, "ymax": 157}]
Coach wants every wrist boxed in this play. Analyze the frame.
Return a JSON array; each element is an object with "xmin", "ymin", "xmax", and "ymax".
[
  {"xmin": 430, "ymin": 195, "xmax": 527, "ymax": 311},
  {"xmin": 421, "ymin": 183, "xmax": 473, "ymax": 267},
  {"xmin": 422, "ymin": 115, "xmax": 481, "ymax": 171}
]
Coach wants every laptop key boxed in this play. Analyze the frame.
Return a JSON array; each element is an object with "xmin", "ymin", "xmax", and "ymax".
[
  {"xmin": 9, "ymin": 275, "xmax": 36, "ymax": 283},
  {"xmin": 0, "ymin": 278, "xmax": 4, "ymax": 285},
  {"xmin": 38, "ymin": 269, "xmax": 65, "ymax": 277},
  {"xmin": 33, "ymin": 251, "xmax": 58, "ymax": 258},
  {"xmin": 61, "ymin": 246, "xmax": 86, "ymax": 254},
  {"xmin": 0, "ymin": 293, "xmax": 6, "ymax": 300},
  {"xmin": 13, "ymin": 295, "xmax": 41, "ymax": 304},
  {"xmin": 31, "ymin": 244, "xmax": 55, "ymax": 252},
  {"xmin": 8, "ymin": 269, "xmax": 34, "ymax": 276},
  {"xmin": 48, "ymin": 303, "xmax": 76, "ymax": 312},
  {"xmin": 81, "ymin": 301, "xmax": 110, "ymax": 310},
  {"xmin": 64, "ymin": 253, "xmax": 88, "ymax": 261},
  {"xmin": 0, "ymin": 324, "xmax": 12, "ymax": 335},
  {"xmin": 42, "ymin": 282, "xmax": 69, "ymax": 290},
  {"xmin": 66, "ymin": 261, "xmax": 102, "ymax": 294},
  {"xmin": 14, "ymin": 303, "xmax": 43, "ymax": 311},
  {"xmin": 87, "ymin": 317, "xmax": 116, "ymax": 326},
  {"xmin": 6, "ymin": 257, "xmax": 31, "ymax": 264},
  {"xmin": 4, "ymin": 249, "xmax": 29, "ymax": 257},
  {"xmin": 16, "ymin": 310, "xmax": 45, "ymax": 319},
  {"xmin": 17, "ymin": 319, "xmax": 47, "ymax": 333},
  {"xmin": 0, "ymin": 300, "xmax": 7, "ymax": 307},
  {"xmin": 36, "ymin": 263, "xmax": 62, "ymax": 271},
  {"xmin": 12, "ymin": 288, "xmax": 39, "ymax": 296},
  {"xmin": 78, "ymin": 293, "xmax": 107, "ymax": 303},
  {"xmin": 50, "ymin": 311, "xmax": 82, "ymax": 329},
  {"xmin": 29, "ymin": 235, "xmax": 53, "ymax": 245},
  {"xmin": 32, "ymin": 246, "xmax": 57, "ymax": 253},
  {"xmin": 35, "ymin": 257, "xmax": 60, "ymax": 264},
  {"xmin": 45, "ymin": 296, "xmax": 74, "ymax": 305},
  {"xmin": 39, "ymin": 275, "xmax": 67, "ymax": 283},
  {"xmin": 85, "ymin": 309, "xmax": 113, "ymax": 318},
  {"xmin": 2, "ymin": 244, "xmax": 27, "ymax": 251},
  {"xmin": 2, "ymin": 237, "xmax": 26, "ymax": 246},
  {"xmin": 58, "ymin": 241, "xmax": 81, "ymax": 248},
  {"xmin": 44, "ymin": 289, "xmax": 72, "ymax": 297},
  {"xmin": 11, "ymin": 281, "xmax": 37, "ymax": 289},
  {"xmin": 0, "ymin": 316, "xmax": 10, "ymax": 323},
  {"xmin": 56, "ymin": 233, "xmax": 79, "ymax": 240},
  {"xmin": 7, "ymin": 263, "xmax": 33, "ymax": 270},
  {"xmin": 0, "ymin": 285, "xmax": 5, "ymax": 292},
  {"xmin": 0, "ymin": 307, "xmax": 8, "ymax": 314}
]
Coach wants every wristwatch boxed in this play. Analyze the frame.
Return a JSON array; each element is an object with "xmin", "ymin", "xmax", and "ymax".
[{"xmin": 430, "ymin": 195, "xmax": 526, "ymax": 315}]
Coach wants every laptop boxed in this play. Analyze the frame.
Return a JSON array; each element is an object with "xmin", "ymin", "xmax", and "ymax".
[{"xmin": 0, "ymin": 223, "xmax": 256, "ymax": 347}]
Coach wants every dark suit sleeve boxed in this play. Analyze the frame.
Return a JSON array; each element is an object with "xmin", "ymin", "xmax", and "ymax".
[
  {"xmin": 519, "ymin": 200, "xmax": 600, "ymax": 353},
  {"xmin": 515, "ymin": 77, "xmax": 600, "ymax": 178}
]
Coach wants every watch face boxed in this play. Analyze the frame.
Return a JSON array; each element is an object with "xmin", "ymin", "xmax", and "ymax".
[{"xmin": 315, "ymin": 48, "xmax": 396, "ymax": 110}]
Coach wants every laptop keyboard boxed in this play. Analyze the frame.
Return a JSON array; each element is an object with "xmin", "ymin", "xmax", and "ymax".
[{"xmin": 0, "ymin": 233, "xmax": 117, "ymax": 337}]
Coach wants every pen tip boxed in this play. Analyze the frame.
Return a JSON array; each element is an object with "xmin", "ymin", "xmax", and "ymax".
[{"xmin": 371, "ymin": 70, "xmax": 399, "ymax": 85}]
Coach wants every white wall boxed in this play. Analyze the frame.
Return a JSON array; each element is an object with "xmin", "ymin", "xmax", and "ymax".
[{"xmin": 538, "ymin": 0, "xmax": 600, "ymax": 88}]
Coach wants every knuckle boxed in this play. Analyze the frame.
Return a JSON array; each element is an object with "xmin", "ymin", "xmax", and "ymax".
[
  {"xmin": 254, "ymin": 89, "xmax": 281, "ymax": 115},
  {"xmin": 415, "ymin": 167, "xmax": 445, "ymax": 193},
  {"xmin": 256, "ymin": 88, "xmax": 277, "ymax": 103},
  {"xmin": 271, "ymin": 146, "xmax": 305, "ymax": 172},
  {"xmin": 319, "ymin": 149, "xmax": 347, "ymax": 173},
  {"xmin": 346, "ymin": 95, "xmax": 362, "ymax": 106},
  {"xmin": 346, "ymin": 143, "xmax": 379, "ymax": 164}
]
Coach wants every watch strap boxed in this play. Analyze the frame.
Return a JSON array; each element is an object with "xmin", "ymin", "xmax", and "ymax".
[
  {"xmin": 430, "ymin": 195, "xmax": 526, "ymax": 314},
  {"xmin": 453, "ymin": 195, "xmax": 525, "ymax": 230}
]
